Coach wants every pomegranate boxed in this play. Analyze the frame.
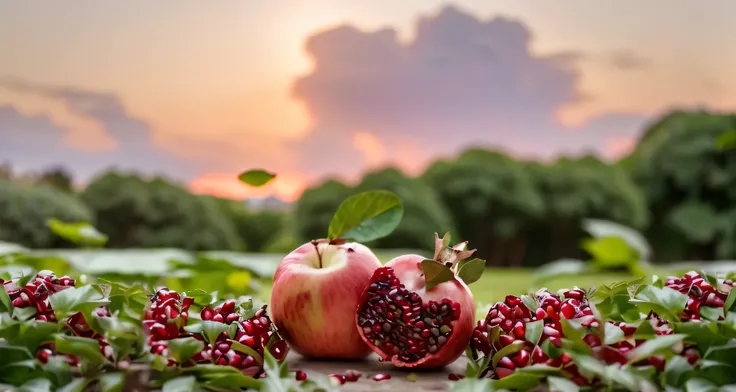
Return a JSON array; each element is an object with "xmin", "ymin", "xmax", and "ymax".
[
  {"xmin": 270, "ymin": 239, "xmax": 382, "ymax": 359},
  {"xmin": 356, "ymin": 233, "xmax": 481, "ymax": 368}
]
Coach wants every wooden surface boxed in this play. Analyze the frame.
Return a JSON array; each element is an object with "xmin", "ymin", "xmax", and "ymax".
[{"xmin": 287, "ymin": 353, "xmax": 468, "ymax": 391}]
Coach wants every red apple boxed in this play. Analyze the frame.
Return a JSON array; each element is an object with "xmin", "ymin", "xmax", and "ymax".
[{"xmin": 270, "ymin": 239, "xmax": 382, "ymax": 359}]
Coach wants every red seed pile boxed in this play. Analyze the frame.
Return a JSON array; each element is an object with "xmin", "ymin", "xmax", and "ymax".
[
  {"xmin": 468, "ymin": 272, "xmax": 733, "ymax": 385},
  {"xmin": 142, "ymin": 288, "xmax": 287, "ymax": 377}
]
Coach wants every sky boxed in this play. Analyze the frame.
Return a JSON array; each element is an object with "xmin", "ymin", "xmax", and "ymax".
[{"xmin": 1, "ymin": 1, "xmax": 735, "ymax": 201}]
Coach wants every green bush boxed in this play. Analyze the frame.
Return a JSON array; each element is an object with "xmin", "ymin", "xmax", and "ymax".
[
  {"xmin": 80, "ymin": 172, "xmax": 241, "ymax": 251},
  {"xmin": 0, "ymin": 180, "xmax": 93, "ymax": 248}
]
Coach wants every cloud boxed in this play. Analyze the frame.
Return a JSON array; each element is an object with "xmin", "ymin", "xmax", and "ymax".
[
  {"xmin": 604, "ymin": 49, "xmax": 650, "ymax": 71},
  {"xmin": 0, "ymin": 78, "xmax": 196, "ymax": 182},
  {"xmin": 290, "ymin": 5, "xmax": 651, "ymax": 175}
]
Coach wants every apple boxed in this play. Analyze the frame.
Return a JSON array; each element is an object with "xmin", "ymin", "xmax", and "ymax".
[{"xmin": 270, "ymin": 239, "xmax": 382, "ymax": 359}]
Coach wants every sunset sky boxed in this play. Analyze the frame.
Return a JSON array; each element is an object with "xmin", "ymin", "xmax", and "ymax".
[{"xmin": 1, "ymin": 1, "xmax": 734, "ymax": 201}]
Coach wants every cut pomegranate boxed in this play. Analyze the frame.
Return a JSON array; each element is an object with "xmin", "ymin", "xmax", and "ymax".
[{"xmin": 356, "ymin": 234, "xmax": 479, "ymax": 368}]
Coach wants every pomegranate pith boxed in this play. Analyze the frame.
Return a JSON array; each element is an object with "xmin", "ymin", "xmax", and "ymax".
[{"xmin": 356, "ymin": 234, "xmax": 479, "ymax": 368}]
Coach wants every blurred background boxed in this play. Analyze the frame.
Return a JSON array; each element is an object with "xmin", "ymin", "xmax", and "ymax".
[{"xmin": 1, "ymin": 1, "xmax": 735, "ymax": 305}]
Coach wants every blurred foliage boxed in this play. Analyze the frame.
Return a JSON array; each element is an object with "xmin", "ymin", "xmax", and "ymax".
[
  {"xmin": 80, "ymin": 172, "xmax": 241, "ymax": 251},
  {"xmin": 0, "ymin": 180, "xmax": 93, "ymax": 248},
  {"xmin": 1, "ymin": 110, "xmax": 735, "ymax": 267},
  {"xmin": 629, "ymin": 111, "xmax": 736, "ymax": 261}
]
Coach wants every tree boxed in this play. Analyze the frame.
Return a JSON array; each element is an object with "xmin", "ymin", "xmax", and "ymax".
[
  {"xmin": 81, "ymin": 172, "xmax": 241, "ymax": 251},
  {"xmin": 355, "ymin": 168, "xmax": 456, "ymax": 250},
  {"xmin": 38, "ymin": 166, "xmax": 74, "ymax": 193},
  {"xmin": 628, "ymin": 110, "xmax": 736, "ymax": 260},
  {"xmin": 525, "ymin": 156, "xmax": 649, "ymax": 265},
  {"xmin": 422, "ymin": 149, "xmax": 545, "ymax": 266},
  {"xmin": 0, "ymin": 180, "xmax": 93, "ymax": 248},
  {"xmin": 206, "ymin": 196, "xmax": 287, "ymax": 252}
]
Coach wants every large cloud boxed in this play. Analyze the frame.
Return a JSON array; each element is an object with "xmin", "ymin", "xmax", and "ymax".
[
  {"xmin": 0, "ymin": 78, "xmax": 196, "ymax": 182},
  {"xmin": 290, "ymin": 5, "xmax": 650, "ymax": 177}
]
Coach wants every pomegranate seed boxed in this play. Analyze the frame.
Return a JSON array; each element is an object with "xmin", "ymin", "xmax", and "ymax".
[
  {"xmin": 372, "ymin": 373, "xmax": 391, "ymax": 381},
  {"xmin": 448, "ymin": 373, "xmax": 464, "ymax": 381},
  {"xmin": 513, "ymin": 321, "xmax": 525, "ymax": 338},
  {"xmin": 560, "ymin": 303, "xmax": 576, "ymax": 319},
  {"xmin": 295, "ymin": 370, "xmax": 307, "ymax": 381}
]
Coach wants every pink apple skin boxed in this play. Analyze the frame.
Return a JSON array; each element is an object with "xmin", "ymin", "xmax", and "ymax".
[{"xmin": 270, "ymin": 239, "xmax": 382, "ymax": 359}]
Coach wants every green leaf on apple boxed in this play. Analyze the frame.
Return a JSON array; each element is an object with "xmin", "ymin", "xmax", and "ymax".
[
  {"xmin": 327, "ymin": 190, "xmax": 403, "ymax": 242},
  {"xmin": 238, "ymin": 169, "xmax": 276, "ymax": 187}
]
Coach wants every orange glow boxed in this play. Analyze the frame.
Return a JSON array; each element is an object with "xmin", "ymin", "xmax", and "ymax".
[
  {"xmin": 352, "ymin": 132, "xmax": 387, "ymax": 168},
  {"xmin": 189, "ymin": 172, "xmax": 308, "ymax": 202},
  {"xmin": 604, "ymin": 137, "xmax": 635, "ymax": 159}
]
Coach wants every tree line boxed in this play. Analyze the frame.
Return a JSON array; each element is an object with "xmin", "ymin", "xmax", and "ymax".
[{"xmin": 1, "ymin": 110, "xmax": 734, "ymax": 266}]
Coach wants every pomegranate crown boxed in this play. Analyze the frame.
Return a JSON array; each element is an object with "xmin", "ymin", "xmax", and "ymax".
[{"xmin": 421, "ymin": 232, "xmax": 485, "ymax": 290}]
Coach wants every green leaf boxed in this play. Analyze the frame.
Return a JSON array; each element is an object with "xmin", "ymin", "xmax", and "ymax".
[
  {"xmin": 548, "ymin": 376, "xmax": 580, "ymax": 392},
  {"xmin": 163, "ymin": 376, "xmax": 197, "ymax": 392},
  {"xmin": 0, "ymin": 285, "xmax": 11, "ymax": 313},
  {"xmin": 327, "ymin": 190, "xmax": 403, "ymax": 242},
  {"xmin": 663, "ymin": 355, "xmax": 694, "ymax": 387},
  {"xmin": 420, "ymin": 259, "xmax": 456, "ymax": 290},
  {"xmin": 99, "ymin": 372, "xmax": 125, "ymax": 392},
  {"xmin": 668, "ymin": 202, "xmax": 722, "ymax": 243},
  {"xmin": 54, "ymin": 335, "xmax": 107, "ymax": 366},
  {"xmin": 57, "ymin": 378, "xmax": 91, "ymax": 392},
  {"xmin": 541, "ymin": 338, "xmax": 563, "ymax": 359},
  {"xmin": 238, "ymin": 169, "xmax": 276, "ymax": 187},
  {"xmin": 701, "ymin": 306, "xmax": 724, "ymax": 321},
  {"xmin": 46, "ymin": 219, "xmax": 108, "ymax": 247},
  {"xmin": 449, "ymin": 377, "xmax": 492, "ymax": 392},
  {"xmin": 725, "ymin": 288, "xmax": 736, "ymax": 312},
  {"xmin": 48, "ymin": 285, "xmax": 107, "ymax": 319},
  {"xmin": 167, "ymin": 337, "xmax": 205, "ymax": 364},
  {"xmin": 203, "ymin": 373, "xmax": 262, "ymax": 390},
  {"xmin": 0, "ymin": 345, "xmax": 33, "ymax": 367},
  {"xmin": 581, "ymin": 236, "xmax": 635, "ymax": 267},
  {"xmin": 603, "ymin": 322, "xmax": 625, "ymax": 345},
  {"xmin": 20, "ymin": 378, "xmax": 54, "ymax": 392},
  {"xmin": 198, "ymin": 321, "xmax": 233, "ymax": 344},
  {"xmin": 630, "ymin": 285, "xmax": 689, "ymax": 322},
  {"xmin": 18, "ymin": 321, "xmax": 63, "ymax": 353},
  {"xmin": 492, "ymin": 340, "xmax": 525, "ymax": 368},
  {"xmin": 625, "ymin": 334, "xmax": 687, "ymax": 363},
  {"xmin": 582, "ymin": 218, "xmax": 651, "ymax": 261},
  {"xmin": 685, "ymin": 378, "xmax": 717, "ymax": 392},
  {"xmin": 491, "ymin": 372, "xmax": 544, "ymax": 391},
  {"xmin": 228, "ymin": 339, "xmax": 263, "ymax": 365},
  {"xmin": 525, "ymin": 320, "xmax": 544, "ymax": 346},
  {"xmin": 456, "ymin": 258, "xmax": 485, "ymax": 285}
]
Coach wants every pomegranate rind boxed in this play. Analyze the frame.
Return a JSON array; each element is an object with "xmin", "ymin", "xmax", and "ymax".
[
  {"xmin": 271, "ymin": 240, "xmax": 382, "ymax": 359},
  {"xmin": 356, "ymin": 254, "xmax": 475, "ymax": 368}
]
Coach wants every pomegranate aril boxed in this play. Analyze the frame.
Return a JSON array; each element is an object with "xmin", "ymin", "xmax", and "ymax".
[
  {"xmin": 372, "ymin": 374, "xmax": 391, "ymax": 381},
  {"xmin": 295, "ymin": 370, "xmax": 307, "ymax": 381}
]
